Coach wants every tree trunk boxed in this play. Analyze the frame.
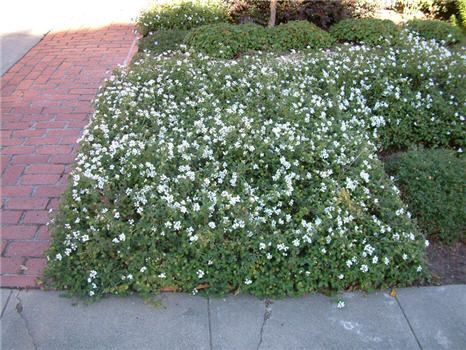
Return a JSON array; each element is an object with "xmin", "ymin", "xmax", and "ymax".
[{"xmin": 268, "ymin": 0, "xmax": 278, "ymax": 28}]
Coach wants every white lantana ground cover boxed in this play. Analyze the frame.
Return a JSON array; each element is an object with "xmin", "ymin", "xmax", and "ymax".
[{"xmin": 46, "ymin": 33, "xmax": 465, "ymax": 298}]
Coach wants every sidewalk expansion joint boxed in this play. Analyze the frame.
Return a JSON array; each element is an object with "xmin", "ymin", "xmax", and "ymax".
[
  {"xmin": 15, "ymin": 291, "xmax": 39, "ymax": 350},
  {"xmin": 256, "ymin": 299, "xmax": 273, "ymax": 350},
  {"xmin": 1, "ymin": 290, "xmax": 13, "ymax": 319},
  {"xmin": 207, "ymin": 298, "xmax": 213, "ymax": 350},
  {"xmin": 395, "ymin": 295, "xmax": 423, "ymax": 350}
]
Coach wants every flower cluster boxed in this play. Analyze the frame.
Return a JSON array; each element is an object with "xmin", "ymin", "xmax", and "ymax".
[{"xmin": 43, "ymin": 31, "xmax": 465, "ymax": 298}]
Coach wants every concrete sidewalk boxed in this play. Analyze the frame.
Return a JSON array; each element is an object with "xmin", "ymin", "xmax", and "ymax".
[{"xmin": 1, "ymin": 285, "xmax": 465, "ymax": 350}]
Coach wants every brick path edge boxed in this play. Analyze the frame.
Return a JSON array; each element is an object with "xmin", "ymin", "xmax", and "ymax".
[{"xmin": 1, "ymin": 24, "xmax": 139, "ymax": 288}]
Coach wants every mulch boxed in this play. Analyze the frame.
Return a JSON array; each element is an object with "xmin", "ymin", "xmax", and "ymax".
[{"xmin": 427, "ymin": 240, "xmax": 466, "ymax": 285}]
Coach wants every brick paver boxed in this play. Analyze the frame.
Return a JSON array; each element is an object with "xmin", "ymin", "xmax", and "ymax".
[{"xmin": 1, "ymin": 24, "xmax": 138, "ymax": 288}]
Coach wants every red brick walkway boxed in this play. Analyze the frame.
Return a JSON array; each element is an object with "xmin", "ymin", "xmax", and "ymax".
[{"xmin": 1, "ymin": 24, "xmax": 138, "ymax": 288}]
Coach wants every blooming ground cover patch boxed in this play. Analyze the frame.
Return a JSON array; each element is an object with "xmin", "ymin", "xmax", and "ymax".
[{"xmin": 45, "ymin": 31, "xmax": 465, "ymax": 298}]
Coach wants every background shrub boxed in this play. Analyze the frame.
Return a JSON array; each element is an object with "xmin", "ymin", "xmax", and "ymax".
[
  {"xmin": 299, "ymin": 0, "xmax": 378, "ymax": 29},
  {"xmin": 138, "ymin": 30, "xmax": 188, "ymax": 54},
  {"xmin": 185, "ymin": 22, "xmax": 269, "ymax": 58},
  {"xmin": 385, "ymin": 149, "xmax": 465, "ymax": 244},
  {"xmin": 270, "ymin": 20, "xmax": 336, "ymax": 50},
  {"xmin": 225, "ymin": 0, "xmax": 378, "ymax": 28},
  {"xmin": 458, "ymin": 0, "xmax": 466, "ymax": 28},
  {"xmin": 137, "ymin": 0, "xmax": 229, "ymax": 36},
  {"xmin": 186, "ymin": 20, "xmax": 334, "ymax": 58},
  {"xmin": 399, "ymin": 0, "xmax": 466, "ymax": 28},
  {"xmin": 233, "ymin": 22, "xmax": 272, "ymax": 51},
  {"xmin": 404, "ymin": 19, "xmax": 464, "ymax": 44},
  {"xmin": 225, "ymin": 0, "xmax": 301, "ymax": 26},
  {"xmin": 330, "ymin": 18, "xmax": 400, "ymax": 45}
]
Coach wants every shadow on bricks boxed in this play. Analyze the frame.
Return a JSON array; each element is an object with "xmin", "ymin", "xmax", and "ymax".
[{"xmin": 1, "ymin": 24, "xmax": 139, "ymax": 288}]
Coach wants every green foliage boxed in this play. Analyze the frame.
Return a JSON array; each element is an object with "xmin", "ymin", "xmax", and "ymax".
[
  {"xmin": 347, "ymin": 31, "xmax": 466, "ymax": 151},
  {"xmin": 270, "ymin": 21, "xmax": 336, "ymax": 51},
  {"xmin": 225, "ymin": 0, "xmax": 378, "ymax": 29},
  {"xmin": 459, "ymin": 0, "xmax": 466, "ymax": 28},
  {"xmin": 405, "ymin": 19, "xmax": 464, "ymax": 44},
  {"xmin": 138, "ymin": 30, "xmax": 188, "ymax": 54},
  {"xmin": 185, "ymin": 22, "xmax": 269, "ymax": 58},
  {"xmin": 186, "ymin": 20, "xmax": 334, "ymax": 58},
  {"xmin": 42, "ymin": 37, "xmax": 461, "ymax": 298},
  {"xmin": 329, "ymin": 18, "xmax": 400, "ymax": 46},
  {"xmin": 385, "ymin": 149, "xmax": 465, "ymax": 244},
  {"xmin": 448, "ymin": 0, "xmax": 466, "ymax": 29},
  {"xmin": 393, "ymin": 0, "xmax": 433, "ymax": 14},
  {"xmin": 406, "ymin": 0, "xmax": 466, "ymax": 29},
  {"xmin": 137, "ymin": 0, "xmax": 229, "ymax": 36}
]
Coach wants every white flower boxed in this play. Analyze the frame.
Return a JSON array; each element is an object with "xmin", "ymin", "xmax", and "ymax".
[
  {"xmin": 49, "ymin": 33, "xmax": 450, "ymax": 299},
  {"xmin": 360, "ymin": 171, "xmax": 370, "ymax": 183},
  {"xmin": 337, "ymin": 300, "xmax": 345, "ymax": 309},
  {"xmin": 244, "ymin": 278, "xmax": 252, "ymax": 285}
]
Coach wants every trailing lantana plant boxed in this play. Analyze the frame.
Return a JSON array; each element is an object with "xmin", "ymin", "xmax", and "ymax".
[{"xmin": 45, "ymin": 31, "xmax": 465, "ymax": 298}]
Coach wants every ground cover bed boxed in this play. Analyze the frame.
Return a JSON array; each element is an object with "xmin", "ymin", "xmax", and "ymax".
[{"xmin": 45, "ymin": 3, "xmax": 465, "ymax": 298}]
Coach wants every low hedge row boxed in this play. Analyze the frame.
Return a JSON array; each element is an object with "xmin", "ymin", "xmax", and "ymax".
[
  {"xmin": 185, "ymin": 23, "xmax": 270, "ymax": 59},
  {"xmin": 137, "ymin": 2, "xmax": 464, "ymax": 56},
  {"xmin": 330, "ymin": 18, "xmax": 400, "ymax": 46},
  {"xmin": 185, "ymin": 21, "xmax": 335, "ymax": 58},
  {"xmin": 182, "ymin": 18, "xmax": 464, "ymax": 58},
  {"xmin": 270, "ymin": 20, "xmax": 336, "ymax": 51}
]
